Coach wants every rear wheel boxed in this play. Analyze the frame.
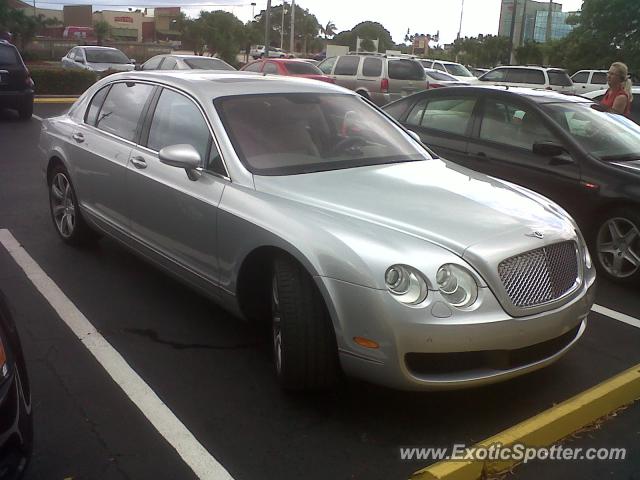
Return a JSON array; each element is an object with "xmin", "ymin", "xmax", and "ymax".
[
  {"xmin": 594, "ymin": 208, "xmax": 640, "ymax": 283},
  {"xmin": 48, "ymin": 164, "xmax": 96, "ymax": 245},
  {"xmin": 271, "ymin": 255, "xmax": 338, "ymax": 390}
]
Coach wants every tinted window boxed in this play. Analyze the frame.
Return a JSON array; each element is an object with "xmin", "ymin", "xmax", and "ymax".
[
  {"xmin": 243, "ymin": 61, "xmax": 263, "ymax": 72},
  {"xmin": 85, "ymin": 85, "xmax": 110, "ymax": 125},
  {"xmin": 160, "ymin": 57, "xmax": 178, "ymax": 70},
  {"xmin": 388, "ymin": 60, "xmax": 425, "ymax": 80},
  {"xmin": 443, "ymin": 63, "xmax": 473, "ymax": 77},
  {"xmin": 96, "ymin": 82, "xmax": 154, "ymax": 142},
  {"xmin": 183, "ymin": 57, "xmax": 235, "ymax": 70},
  {"xmin": 334, "ymin": 56, "xmax": 360, "ymax": 76},
  {"xmin": 383, "ymin": 97, "xmax": 413, "ymax": 120},
  {"xmin": 142, "ymin": 56, "xmax": 164, "ymax": 70},
  {"xmin": 419, "ymin": 97, "xmax": 476, "ymax": 134},
  {"xmin": 148, "ymin": 89, "xmax": 214, "ymax": 168},
  {"xmin": 571, "ymin": 72, "xmax": 589, "ymax": 83},
  {"xmin": 85, "ymin": 48, "xmax": 129, "ymax": 64},
  {"xmin": 548, "ymin": 70, "xmax": 572, "ymax": 86},
  {"xmin": 433, "ymin": 63, "xmax": 447, "ymax": 72},
  {"xmin": 591, "ymin": 72, "xmax": 607, "ymax": 84},
  {"xmin": 480, "ymin": 99, "xmax": 556, "ymax": 150},
  {"xmin": 480, "ymin": 69, "xmax": 506, "ymax": 82},
  {"xmin": 0, "ymin": 45, "xmax": 19, "ymax": 66},
  {"xmin": 406, "ymin": 99, "xmax": 428, "ymax": 125},
  {"xmin": 284, "ymin": 61, "xmax": 322, "ymax": 74},
  {"xmin": 317, "ymin": 57, "xmax": 336, "ymax": 74},
  {"xmin": 426, "ymin": 71, "xmax": 457, "ymax": 81},
  {"xmin": 506, "ymin": 68, "xmax": 545, "ymax": 85},
  {"xmin": 215, "ymin": 93, "xmax": 431, "ymax": 175},
  {"xmin": 362, "ymin": 57, "xmax": 382, "ymax": 77},
  {"xmin": 263, "ymin": 62, "xmax": 278, "ymax": 74}
]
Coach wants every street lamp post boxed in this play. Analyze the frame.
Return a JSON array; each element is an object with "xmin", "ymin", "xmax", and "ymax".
[
  {"xmin": 455, "ymin": 0, "xmax": 464, "ymax": 62},
  {"xmin": 265, "ymin": 0, "xmax": 272, "ymax": 57},
  {"xmin": 251, "ymin": 2, "xmax": 256, "ymax": 20},
  {"xmin": 280, "ymin": 2, "xmax": 287, "ymax": 50},
  {"xmin": 289, "ymin": 0, "xmax": 295, "ymax": 54}
]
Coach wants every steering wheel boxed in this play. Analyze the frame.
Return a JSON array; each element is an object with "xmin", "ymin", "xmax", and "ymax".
[{"xmin": 331, "ymin": 136, "xmax": 368, "ymax": 155}]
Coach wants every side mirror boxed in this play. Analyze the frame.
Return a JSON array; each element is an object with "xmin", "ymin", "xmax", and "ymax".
[
  {"xmin": 532, "ymin": 141, "xmax": 565, "ymax": 157},
  {"xmin": 159, "ymin": 144, "xmax": 202, "ymax": 180}
]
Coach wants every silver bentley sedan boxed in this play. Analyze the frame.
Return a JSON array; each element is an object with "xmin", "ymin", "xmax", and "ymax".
[{"xmin": 39, "ymin": 71, "xmax": 596, "ymax": 391}]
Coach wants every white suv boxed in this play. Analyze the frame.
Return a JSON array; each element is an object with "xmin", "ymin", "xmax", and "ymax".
[
  {"xmin": 571, "ymin": 70, "xmax": 608, "ymax": 93},
  {"xmin": 419, "ymin": 59, "xmax": 477, "ymax": 82},
  {"xmin": 478, "ymin": 66, "xmax": 574, "ymax": 93}
]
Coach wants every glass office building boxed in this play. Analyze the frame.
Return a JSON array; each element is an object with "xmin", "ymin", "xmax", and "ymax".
[{"xmin": 533, "ymin": 11, "xmax": 576, "ymax": 42}]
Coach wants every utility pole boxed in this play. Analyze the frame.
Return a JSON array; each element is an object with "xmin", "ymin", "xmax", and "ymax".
[
  {"xmin": 280, "ymin": 2, "xmax": 286, "ymax": 49},
  {"xmin": 33, "ymin": 0, "xmax": 36, "ymax": 17},
  {"xmin": 519, "ymin": 0, "xmax": 527, "ymax": 47},
  {"xmin": 546, "ymin": 0, "xmax": 553, "ymax": 42},
  {"xmin": 264, "ymin": 0, "xmax": 271, "ymax": 57},
  {"xmin": 251, "ymin": 2, "xmax": 256, "ymax": 20},
  {"xmin": 455, "ymin": 0, "xmax": 464, "ymax": 62},
  {"xmin": 289, "ymin": 0, "xmax": 295, "ymax": 54},
  {"xmin": 508, "ymin": 0, "xmax": 518, "ymax": 65}
]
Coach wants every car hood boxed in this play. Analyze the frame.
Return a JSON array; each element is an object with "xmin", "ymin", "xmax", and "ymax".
[
  {"xmin": 253, "ymin": 159, "xmax": 571, "ymax": 256},
  {"xmin": 86, "ymin": 62, "xmax": 134, "ymax": 72}
]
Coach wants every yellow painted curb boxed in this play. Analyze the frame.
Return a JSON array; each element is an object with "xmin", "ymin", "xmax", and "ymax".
[
  {"xmin": 411, "ymin": 363, "xmax": 640, "ymax": 480},
  {"xmin": 34, "ymin": 98, "xmax": 77, "ymax": 104}
]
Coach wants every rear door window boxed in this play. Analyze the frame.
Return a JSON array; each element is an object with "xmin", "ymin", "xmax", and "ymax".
[
  {"xmin": 480, "ymin": 69, "xmax": 506, "ymax": 82},
  {"xmin": 142, "ymin": 56, "xmax": 164, "ymax": 70},
  {"xmin": 95, "ymin": 82, "xmax": 154, "ymax": 142},
  {"xmin": 317, "ymin": 57, "xmax": 336, "ymax": 74},
  {"xmin": 263, "ymin": 62, "xmax": 278, "ymax": 74},
  {"xmin": 591, "ymin": 72, "xmax": 607, "ymax": 85},
  {"xmin": 571, "ymin": 72, "xmax": 589, "ymax": 83},
  {"xmin": 548, "ymin": 70, "xmax": 572, "ymax": 86},
  {"xmin": 419, "ymin": 97, "xmax": 477, "ymax": 135},
  {"xmin": 243, "ymin": 61, "xmax": 263, "ymax": 72},
  {"xmin": 388, "ymin": 60, "xmax": 425, "ymax": 80},
  {"xmin": 362, "ymin": 57, "xmax": 382, "ymax": 77},
  {"xmin": 334, "ymin": 56, "xmax": 360, "ymax": 76},
  {"xmin": 506, "ymin": 69, "xmax": 545, "ymax": 85},
  {"xmin": 160, "ymin": 57, "xmax": 177, "ymax": 70},
  {"xmin": 85, "ymin": 85, "xmax": 111, "ymax": 125}
]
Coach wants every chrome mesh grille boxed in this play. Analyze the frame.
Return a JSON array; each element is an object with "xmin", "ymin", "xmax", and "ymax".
[{"xmin": 498, "ymin": 241, "xmax": 579, "ymax": 308}]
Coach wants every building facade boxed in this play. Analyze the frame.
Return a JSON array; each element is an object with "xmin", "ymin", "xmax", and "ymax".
[
  {"xmin": 532, "ymin": 11, "xmax": 576, "ymax": 42},
  {"xmin": 498, "ymin": 0, "xmax": 562, "ymax": 48},
  {"xmin": 93, "ymin": 10, "xmax": 155, "ymax": 42}
]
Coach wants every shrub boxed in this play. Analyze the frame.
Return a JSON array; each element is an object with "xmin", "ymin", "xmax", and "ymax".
[{"xmin": 29, "ymin": 68, "xmax": 98, "ymax": 95}]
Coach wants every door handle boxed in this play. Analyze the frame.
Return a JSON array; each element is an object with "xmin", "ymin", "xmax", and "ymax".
[
  {"xmin": 130, "ymin": 156, "xmax": 147, "ymax": 169},
  {"xmin": 72, "ymin": 132, "xmax": 84, "ymax": 143}
]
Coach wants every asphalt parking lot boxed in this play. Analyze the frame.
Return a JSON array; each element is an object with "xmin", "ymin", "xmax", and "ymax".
[{"xmin": 1, "ymin": 103, "xmax": 639, "ymax": 480}]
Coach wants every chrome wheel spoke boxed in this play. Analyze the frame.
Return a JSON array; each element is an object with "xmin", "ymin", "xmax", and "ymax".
[
  {"xmin": 64, "ymin": 213, "xmax": 74, "ymax": 233},
  {"xmin": 51, "ymin": 183, "xmax": 64, "ymax": 200},
  {"xmin": 622, "ymin": 228, "xmax": 639, "ymax": 247},
  {"xmin": 611, "ymin": 254, "xmax": 624, "ymax": 275},
  {"xmin": 608, "ymin": 221, "xmax": 624, "ymax": 242},
  {"xmin": 598, "ymin": 242, "xmax": 617, "ymax": 255},
  {"xmin": 623, "ymin": 249, "xmax": 640, "ymax": 268},
  {"xmin": 52, "ymin": 204, "xmax": 65, "ymax": 217},
  {"xmin": 271, "ymin": 277, "xmax": 282, "ymax": 372}
]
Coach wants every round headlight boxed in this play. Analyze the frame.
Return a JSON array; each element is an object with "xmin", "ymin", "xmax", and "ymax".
[
  {"xmin": 385, "ymin": 265, "xmax": 428, "ymax": 305},
  {"xmin": 436, "ymin": 264, "xmax": 478, "ymax": 308}
]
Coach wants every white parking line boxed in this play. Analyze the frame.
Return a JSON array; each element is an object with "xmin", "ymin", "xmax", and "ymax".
[
  {"xmin": 0, "ymin": 229, "xmax": 234, "ymax": 480},
  {"xmin": 592, "ymin": 304, "xmax": 640, "ymax": 329},
  {"xmin": 32, "ymin": 114, "xmax": 43, "ymax": 121}
]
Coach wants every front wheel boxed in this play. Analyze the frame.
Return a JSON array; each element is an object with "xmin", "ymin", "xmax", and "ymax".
[
  {"xmin": 594, "ymin": 208, "xmax": 640, "ymax": 283},
  {"xmin": 271, "ymin": 256, "xmax": 338, "ymax": 390}
]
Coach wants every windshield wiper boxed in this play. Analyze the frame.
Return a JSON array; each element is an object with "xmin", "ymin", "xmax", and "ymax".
[{"xmin": 600, "ymin": 153, "xmax": 640, "ymax": 162}]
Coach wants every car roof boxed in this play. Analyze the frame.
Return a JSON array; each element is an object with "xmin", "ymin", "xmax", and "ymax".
[
  {"xmin": 80, "ymin": 46, "xmax": 122, "ymax": 51},
  {"xmin": 492, "ymin": 65, "xmax": 566, "ymax": 72},
  {"xmin": 414, "ymin": 85, "xmax": 594, "ymax": 104},
  {"xmin": 102, "ymin": 70, "xmax": 348, "ymax": 98}
]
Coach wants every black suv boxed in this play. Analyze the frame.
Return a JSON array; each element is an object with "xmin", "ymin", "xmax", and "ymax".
[{"xmin": 0, "ymin": 40, "xmax": 34, "ymax": 120}]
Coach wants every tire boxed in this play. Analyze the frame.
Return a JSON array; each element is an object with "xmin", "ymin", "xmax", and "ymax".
[
  {"xmin": 48, "ymin": 164, "xmax": 96, "ymax": 246},
  {"xmin": 593, "ymin": 207, "xmax": 640, "ymax": 283},
  {"xmin": 18, "ymin": 99, "xmax": 33, "ymax": 121},
  {"xmin": 271, "ymin": 255, "xmax": 338, "ymax": 390},
  {"xmin": 356, "ymin": 90, "xmax": 370, "ymax": 100}
]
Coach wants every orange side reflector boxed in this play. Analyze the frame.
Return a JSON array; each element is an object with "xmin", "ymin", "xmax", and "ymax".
[{"xmin": 354, "ymin": 337, "xmax": 380, "ymax": 349}]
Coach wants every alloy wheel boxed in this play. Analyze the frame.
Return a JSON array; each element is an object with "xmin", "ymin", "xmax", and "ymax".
[
  {"xmin": 597, "ymin": 217, "xmax": 640, "ymax": 279},
  {"xmin": 50, "ymin": 173, "xmax": 76, "ymax": 239}
]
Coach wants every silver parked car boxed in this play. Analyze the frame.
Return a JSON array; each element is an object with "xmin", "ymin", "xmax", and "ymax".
[
  {"xmin": 61, "ymin": 46, "xmax": 135, "ymax": 73},
  {"xmin": 39, "ymin": 71, "xmax": 596, "ymax": 391},
  {"xmin": 140, "ymin": 54, "xmax": 236, "ymax": 71}
]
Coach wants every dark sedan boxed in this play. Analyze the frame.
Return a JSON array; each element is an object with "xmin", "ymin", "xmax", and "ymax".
[
  {"xmin": 0, "ymin": 290, "xmax": 32, "ymax": 479},
  {"xmin": 383, "ymin": 86, "xmax": 640, "ymax": 283}
]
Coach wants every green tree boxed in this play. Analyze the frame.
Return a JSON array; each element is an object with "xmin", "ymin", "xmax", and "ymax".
[
  {"xmin": 320, "ymin": 20, "xmax": 336, "ymax": 40},
  {"xmin": 93, "ymin": 20, "xmax": 110, "ymax": 46},
  {"xmin": 199, "ymin": 11, "xmax": 245, "ymax": 64},
  {"xmin": 515, "ymin": 41, "xmax": 543, "ymax": 65},
  {"xmin": 0, "ymin": 1, "xmax": 56, "ymax": 50},
  {"xmin": 332, "ymin": 21, "xmax": 394, "ymax": 52}
]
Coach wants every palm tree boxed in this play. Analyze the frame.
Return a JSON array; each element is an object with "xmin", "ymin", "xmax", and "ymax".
[{"xmin": 320, "ymin": 20, "xmax": 336, "ymax": 40}]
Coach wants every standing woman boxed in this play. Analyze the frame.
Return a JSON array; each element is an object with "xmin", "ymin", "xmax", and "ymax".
[{"xmin": 601, "ymin": 62, "xmax": 633, "ymax": 116}]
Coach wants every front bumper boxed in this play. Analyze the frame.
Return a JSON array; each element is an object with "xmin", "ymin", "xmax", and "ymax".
[{"xmin": 319, "ymin": 272, "xmax": 596, "ymax": 391}]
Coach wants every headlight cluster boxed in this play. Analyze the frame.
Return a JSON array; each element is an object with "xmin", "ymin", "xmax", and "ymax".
[
  {"xmin": 436, "ymin": 264, "xmax": 478, "ymax": 308},
  {"xmin": 576, "ymin": 229, "xmax": 592, "ymax": 269},
  {"xmin": 384, "ymin": 263, "xmax": 479, "ymax": 308},
  {"xmin": 384, "ymin": 265, "xmax": 428, "ymax": 305}
]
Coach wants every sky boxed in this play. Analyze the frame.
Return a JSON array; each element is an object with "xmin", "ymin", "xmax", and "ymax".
[{"xmin": 33, "ymin": 0, "xmax": 585, "ymax": 45}]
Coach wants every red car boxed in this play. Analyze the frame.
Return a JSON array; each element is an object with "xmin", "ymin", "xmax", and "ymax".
[{"xmin": 241, "ymin": 58, "xmax": 335, "ymax": 84}]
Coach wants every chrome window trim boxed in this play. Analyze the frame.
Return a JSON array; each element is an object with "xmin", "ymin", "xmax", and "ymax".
[{"xmin": 82, "ymin": 78, "xmax": 231, "ymax": 181}]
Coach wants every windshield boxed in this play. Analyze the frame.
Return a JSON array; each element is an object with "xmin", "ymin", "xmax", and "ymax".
[
  {"xmin": 215, "ymin": 93, "xmax": 431, "ymax": 175},
  {"xmin": 542, "ymin": 102, "xmax": 640, "ymax": 161},
  {"xmin": 183, "ymin": 58, "xmax": 235, "ymax": 70},
  {"xmin": 85, "ymin": 48, "xmax": 130, "ymax": 64},
  {"xmin": 426, "ymin": 70, "xmax": 457, "ymax": 81},
  {"xmin": 444, "ymin": 64, "xmax": 473, "ymax": 77},
  {"xmin": 0, "ymin": 45, "xmax": 18, "ymax": 66},
  {"xmin": 284, "ymin": 61, "xmax": 322, "ymax": 75}
]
